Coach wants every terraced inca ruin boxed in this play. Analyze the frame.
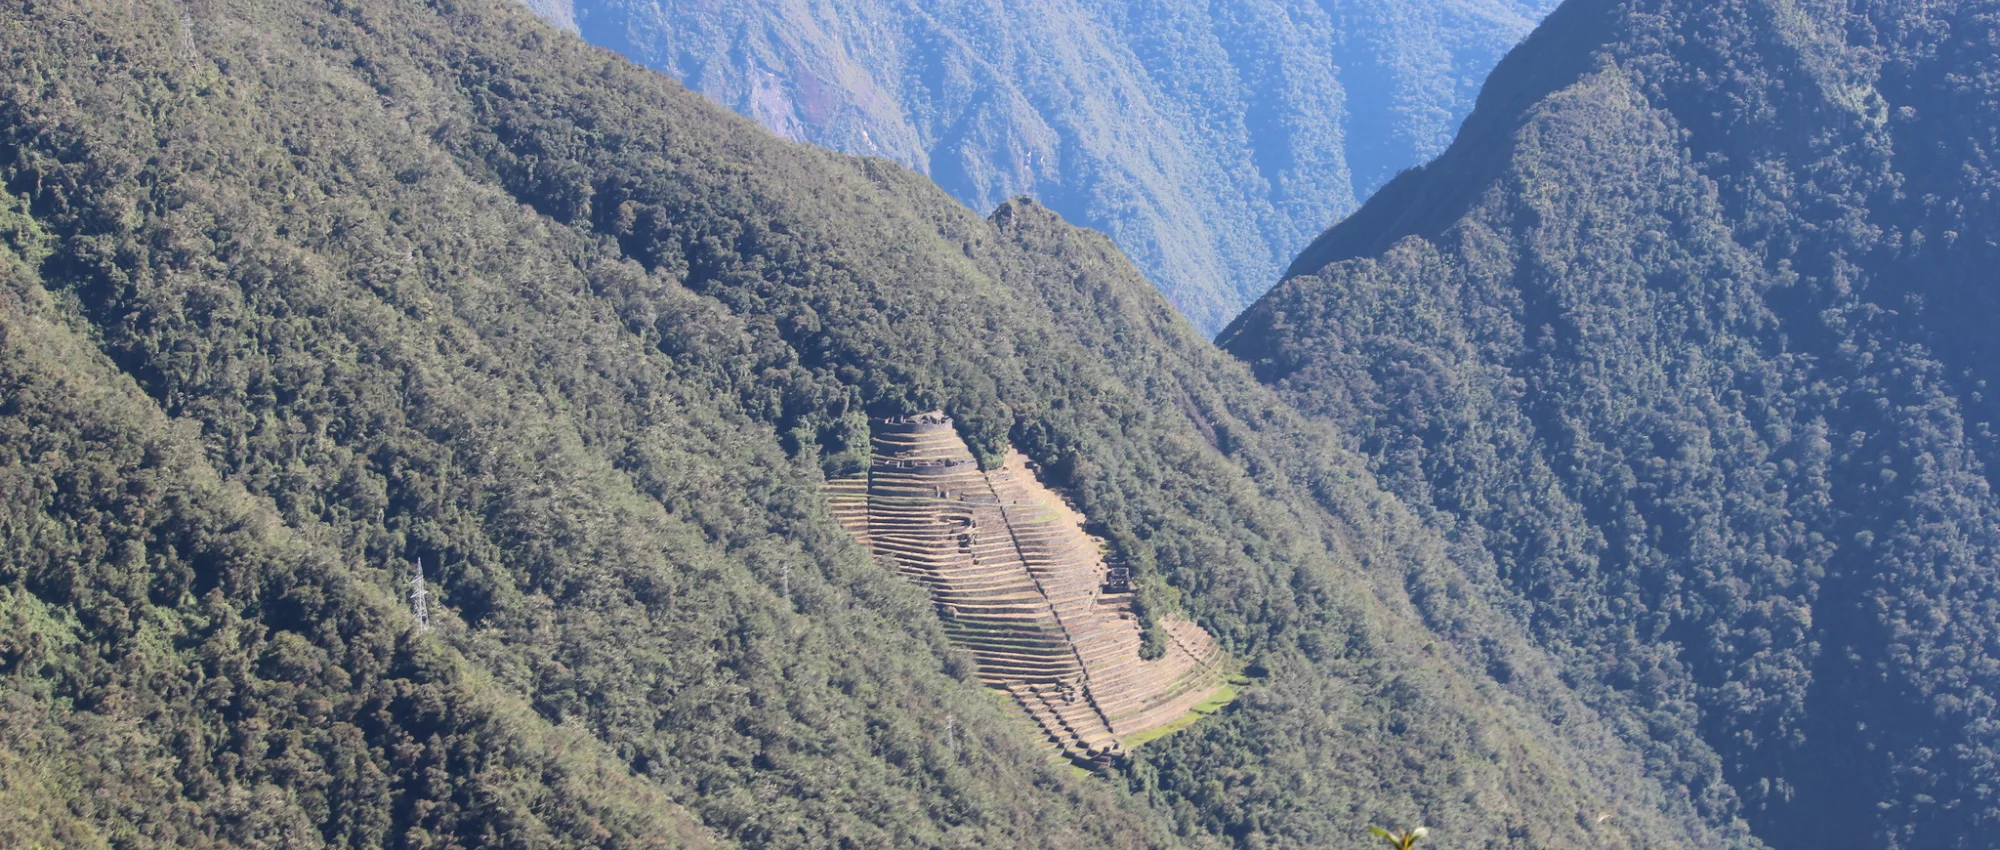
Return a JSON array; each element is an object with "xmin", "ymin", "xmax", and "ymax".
[{"xmin": 827, "ymin": 413, "xmax": 1233, "ymax": 765}]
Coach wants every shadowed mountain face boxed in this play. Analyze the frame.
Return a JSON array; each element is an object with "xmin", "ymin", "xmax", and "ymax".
[
  {"xmin": 0, "ymin": 0, "xmax": 1754, "ymax": 846},
  {"xmin": 1225, "ymin": 1, "xmax": 2000, "ymax": 847},
  {"xmin": 524, "ymin": 0, "xmax": 1556, "ymax": 333}
]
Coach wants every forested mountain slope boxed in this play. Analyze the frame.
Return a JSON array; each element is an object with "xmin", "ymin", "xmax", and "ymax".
[
  {"xmin": 521, "ymin": 0, "xmax": 1556, "ymax": 333},
  {"xmin": 1223, "ymin": 1, "xmax": 2000, "ymax": 847},
  {"xmin": 0, "ymin": 0, "xmax": 1742, "ymax": 846}
]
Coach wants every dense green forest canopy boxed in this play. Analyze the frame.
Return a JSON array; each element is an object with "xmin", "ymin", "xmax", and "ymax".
[
  {"xmin": 522, "ymin": 0, "xmax": 1557, "ymax": 333},
  {"xmin": 1225, "ymin": 0, "xmax": 2000, "ymax": 847},
  {"xmin": 0, "ymin": 0, "xmax": 1757, "ymax": 846}
]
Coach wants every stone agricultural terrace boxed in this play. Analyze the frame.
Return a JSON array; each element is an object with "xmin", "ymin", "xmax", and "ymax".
[{"xmin": 827, "ymin": 413, "xmax": 1231, "ymax": 765}]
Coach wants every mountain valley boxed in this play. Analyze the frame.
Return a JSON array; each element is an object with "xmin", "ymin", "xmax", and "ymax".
[{"xmin": 4, "ymin": 0, "xmax": 1998, "ymax": 847}]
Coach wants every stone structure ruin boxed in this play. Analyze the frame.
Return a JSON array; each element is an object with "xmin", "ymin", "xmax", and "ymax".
[{"xmin": 826, "ymin": 413, "xmax": 1230, "ymax": 765}]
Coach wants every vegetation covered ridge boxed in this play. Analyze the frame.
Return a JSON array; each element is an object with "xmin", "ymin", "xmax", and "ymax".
[
  {"xmin": 1225, "ymin": 0, "xmax": 2000, "ymax": 847},
  {"xmin": 527, "ymin": 0, "xmax": 1559, "ymax": 332},
  {"xmin": 4, "ymin": 0, "xmax": 1742, "ymax": 845}
]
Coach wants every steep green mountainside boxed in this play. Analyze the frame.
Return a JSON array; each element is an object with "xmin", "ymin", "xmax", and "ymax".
[
  {"xmin": 0, "ymin": 0, "xmax": 1739, "ymax": 846},
  {"xmin": 521, "ymin": 0, "xmax": 1556, "ymax": 333},
  {"xmin": 1224, "ymin": 0, "xmax": 2000, "ymax": 847},
  {"xmin": 0, "ymin": 233, "xmax": 726, "ymax": 850}
]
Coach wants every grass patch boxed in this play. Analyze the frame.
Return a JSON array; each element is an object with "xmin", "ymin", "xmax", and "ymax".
[{"xmin": 1121, "ymin": 677, "xmax": 1247, "ymax": 749}]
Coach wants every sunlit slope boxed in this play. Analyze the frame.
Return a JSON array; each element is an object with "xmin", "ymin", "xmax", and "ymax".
[
  {"xmin": 5, "ymin": 0, "xmax": 1732, "ymax": 845},
  {"xmin": 537, "ymin": 0, "xmax": 1557, "ymax": 332},
  {"xmin": 830, "ymin": 414, "xmax": 1233, "ymax": 764}
]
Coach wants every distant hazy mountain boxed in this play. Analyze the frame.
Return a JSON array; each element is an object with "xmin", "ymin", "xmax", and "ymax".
[
  {"xmin": 1226, "ymin": 0, "xmax": 2000, "ymax": 847},
  {"xmin": 527, "ymin": 0, "xmax": 1556, "ymax": 333}
]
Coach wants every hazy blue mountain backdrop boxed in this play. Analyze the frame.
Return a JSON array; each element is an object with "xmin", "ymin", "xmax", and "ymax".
[
  {"xmin": 1226, "ymin": 1, "xmax": 2000, "ymax": 847},
  {"xmin": 522, "ymin": 0, "xmax": 1558, "ymax": 332}
]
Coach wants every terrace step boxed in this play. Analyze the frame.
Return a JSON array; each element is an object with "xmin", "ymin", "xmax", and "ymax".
[{"xmin": 825, "ymin": 412, "xmax": 1235, "ymax": 764}]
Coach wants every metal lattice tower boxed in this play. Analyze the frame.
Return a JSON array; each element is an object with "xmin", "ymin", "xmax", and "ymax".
[{"xmin": 409, "ymin": 558, "xmax": 431, "ymax": 635}]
